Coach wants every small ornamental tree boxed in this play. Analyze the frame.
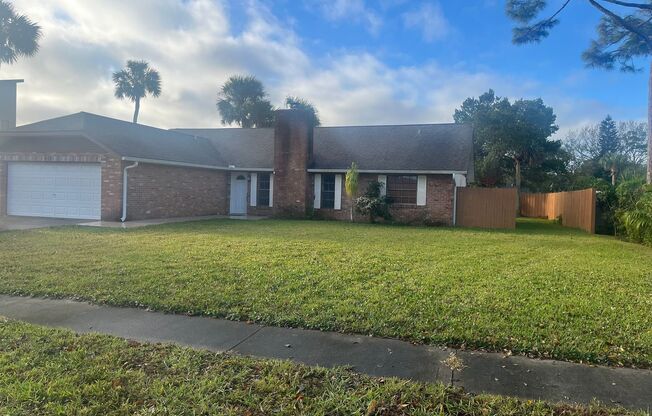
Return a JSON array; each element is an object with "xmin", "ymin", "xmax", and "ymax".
[
  {"xmin": 354, "ymin": 181, "xmax": 392, "ymax": 223},
  {"xmin": 345, "ymin": 162, "xmax": 359, "ymax": 222}
]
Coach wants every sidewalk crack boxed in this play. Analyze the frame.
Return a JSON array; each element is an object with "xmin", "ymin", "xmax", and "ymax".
[{"xmin": 226, "ymin": 325, "xmax": 265, "ymax": 353}]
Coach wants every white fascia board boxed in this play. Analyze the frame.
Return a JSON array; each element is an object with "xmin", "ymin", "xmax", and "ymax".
[
  {"xmin": 121, "ymin": 156, "xmax": 273, "ymax": 172},
  {"xmin": 307, "ymin": 168, "xmax": 467, "ymax": 175}
]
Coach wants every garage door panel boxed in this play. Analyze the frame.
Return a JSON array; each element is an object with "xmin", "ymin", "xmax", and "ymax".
[{"xmin": 7, "ymin": 162, "xmax": 101, "ymax": 220}]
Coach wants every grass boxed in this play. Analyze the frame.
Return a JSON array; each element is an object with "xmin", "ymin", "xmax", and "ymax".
[
  {"xmin": 0, "ymin": 318, "xmax": 641, "ymax": 416},
  {"xmin": 0, "ymin": 218, "xmax": 650, "ymax": 369}
]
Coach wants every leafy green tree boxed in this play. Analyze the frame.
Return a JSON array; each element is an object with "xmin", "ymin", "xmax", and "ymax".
[
  {"xmin": 598, "ymin": 115, "xmax": 619, "ymax": 156},
  {"xmin": 217, "ymin": 75, "xmax": 275, "ymax": 128},
  {"xmin": 0, "ymin": 0, "xmax": 42, "ymax": 69},
  {"xmin": 286, "ymin": 96, "xmax": 321, "ymax": 127},
  {"xmin": 454, "ymin": 90, "xmax": 562, "ymax": 198},
  {"xmin": 505, "ymin": 0, "xmax": 652, "ymax": 183},
  {"xmin": 345, "ymin": 162, "xmax": 359, "ymax": 222},
  {"xmin": 113, "ymin": 60, "xmax": 162, "ymax": 123}
]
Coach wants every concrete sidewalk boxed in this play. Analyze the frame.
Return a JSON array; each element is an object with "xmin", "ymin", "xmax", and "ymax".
[{"xmin": 0, "ymin": 295, "xmax": 650, "ymax": 410}]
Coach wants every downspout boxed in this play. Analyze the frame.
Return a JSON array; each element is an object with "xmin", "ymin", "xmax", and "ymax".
[
  {"xmin": 452, "ymin": 174, "xmax": 457, "ymax": 226},
  {"xmin": 120, "ymin": 162, "xmax": 139, "ymax": 222}
]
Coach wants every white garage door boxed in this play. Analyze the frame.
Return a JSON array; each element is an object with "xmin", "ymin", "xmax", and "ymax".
[{"xmin": 7, "ymin": 162, "xmax": 102, "ymax": 220}]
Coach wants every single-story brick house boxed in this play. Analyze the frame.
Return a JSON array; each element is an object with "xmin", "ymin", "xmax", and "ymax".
[{"xmin": 0, "ymin": 80, "xmax": 474, "ymax": 225}]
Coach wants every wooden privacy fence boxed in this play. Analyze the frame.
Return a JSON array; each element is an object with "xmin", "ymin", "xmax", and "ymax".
[
  {"xmin": 520, "ymin": 188, "xmax": 596, "ymax": 233},
  {"xmin": 456, "ymin": 187, "xmax": 517, "ymax": 229}
]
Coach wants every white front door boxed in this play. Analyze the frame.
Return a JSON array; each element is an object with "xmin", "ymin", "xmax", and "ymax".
[
  {"xmin": 229, "ymin": 173, "xmax": 248, "ymax": 215},
  {"xmin": 7, "ymin": 162, "xmax": 102, "ymax": 220}
]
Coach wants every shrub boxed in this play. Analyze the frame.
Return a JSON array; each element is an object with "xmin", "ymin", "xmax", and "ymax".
[
  {"xmin": 354, "ymin": 181, "xmax": 392, "ymax": 223},
  {"xmin": 619, "ymin": 184, "xmax": 652, "ymax": 245},
  {"xmin": 592, "ymin": 178, "xmax": 618, "ymax": 235}
]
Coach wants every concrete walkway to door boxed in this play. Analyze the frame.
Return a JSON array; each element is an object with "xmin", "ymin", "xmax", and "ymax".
[{"xmin": 0, "ymin": 295, "xmax": 650, "ymax": 411}]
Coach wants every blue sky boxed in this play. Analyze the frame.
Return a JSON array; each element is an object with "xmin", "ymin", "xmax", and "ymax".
[{"xmin": 4, "ymin": 0, "xmax": 647, "ymax": 137}]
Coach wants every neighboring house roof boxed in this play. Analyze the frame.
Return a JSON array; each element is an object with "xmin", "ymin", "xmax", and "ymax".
[
  {"xmin": 173, "ymin": 128, "xmax": 274, "ymax": 170},
  {"xmin": 312, "ymin": 123, "xmax": 474, "ymax": 177},
  {"xmin": 3, "ymin": 112, "xmax": 227, "ymax": 167}
]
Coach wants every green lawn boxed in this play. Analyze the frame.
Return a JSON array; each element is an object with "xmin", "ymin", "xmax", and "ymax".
[
  {"xmin": 0, "ymin": 218, "xmax": 650, "ymax": 368},
  {"xmin": 0, "ymin": 318, "xmax": 640, "ymax": 416}
]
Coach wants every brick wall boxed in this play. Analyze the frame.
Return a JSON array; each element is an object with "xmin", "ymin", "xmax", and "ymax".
[
  {"xmin": 101, "ymin": 156, "xmax": 124, "ymax": 221},
  {"xmin": 125, "ymin": 163, "xmax": 228, "ymax": 220},
  {"xmin": 0, "ymin": 152, "xmax": 122, "ymax": 221},
  {"xmin": 312, "ymin": 173, "xmax": 455, "ymax": 225},
  {"xmin": 272, "ymin": 110, "xmax": 312, "ymax": 218}
]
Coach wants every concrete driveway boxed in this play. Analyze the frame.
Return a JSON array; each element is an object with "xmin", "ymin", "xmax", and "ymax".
[{"xmin": 0, "ymin": 216, "xmax": 84, "ymax": 231}]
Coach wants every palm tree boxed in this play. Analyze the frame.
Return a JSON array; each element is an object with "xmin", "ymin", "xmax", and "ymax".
[
  {"xmin": 113, "ymin": 60, "xmax": 161, "ymax": 123},
  {"xmin": 601, "ymin": 153, "xmax": 629, "ymax": 186},
  {"xmin": 217, "ymin": 75, "xmax": 275, "ymax": 128},
  {"xmin": 0, "ymin": 1, "xmax": 42, "ymax": 69},
  {"xmin": 286, "ymin": 96, "xmax": 321, "ymax": 127}
]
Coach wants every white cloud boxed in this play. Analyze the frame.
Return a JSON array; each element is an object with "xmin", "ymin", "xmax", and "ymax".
[
  {"xmin": 402, "ymin": 2, "xmax": 450, "ymax": 43},
  {"xmin": 2, "ymin": 0, "xmax": 602, "ymax": 134},
  {"xmin": 306, "ymin": 0, "xmax": 382, "ymax": 35}
]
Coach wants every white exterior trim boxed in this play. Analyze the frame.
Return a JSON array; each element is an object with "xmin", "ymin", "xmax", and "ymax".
[
  {"xmin": 453, "ymin": 173, "xmax": 467, "ymax": 187},
  {"xmin": 417, "ymin": 175, "xmax": 427, "ymax": 206},
  {"xmin": 269, "ymin": 174, "xmax": 274, "ymax": 207},
  {"xmin": 334, "ymin": 174, "xmax": 342, "ymax": 210},
  {"xmin": 120, "ymin": 156, "xmax": 272, "ymax": 172},
  {"xmin": 377, "ymin": 175, "xmax": 387, "ymax": 196},
  {"xmin": 307, "ymin": 168, "xmax": 466, "ymax": 174},
  {"xmin": 250, "ymin": 173, "xmax": 257, "ymax": 207},
  {"xmin": 452, "ymin": 174, "xmax": 458, "ymax": 226},
  {"xmin": 314, "ymin": 173, "xmax": 322, "ymax": 209}
]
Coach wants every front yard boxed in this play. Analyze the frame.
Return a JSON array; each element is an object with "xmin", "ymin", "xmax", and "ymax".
[
  {"xmin": 0, "ymin": 319, "xmax": 640, "ymax": 415},
  {"xmin": 0, "ymin": 218, "xmax": 650, "ymax": 368}
]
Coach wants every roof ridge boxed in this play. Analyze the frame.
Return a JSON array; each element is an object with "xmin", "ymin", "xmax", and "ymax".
[{"xmin": 315, "ymin": 122, "xmax": 470, "ymax": 129}]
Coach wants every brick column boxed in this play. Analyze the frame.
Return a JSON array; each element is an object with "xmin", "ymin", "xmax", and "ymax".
[
  {"xmin": 272, "ymin": 109, "xmax": 312, "ymax": 218},
  {"xmin": 101, "ymin": 155, "xmax": 123, "ymax": 221}
]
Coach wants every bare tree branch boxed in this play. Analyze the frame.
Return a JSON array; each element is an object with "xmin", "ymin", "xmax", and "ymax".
[
  {"xmin": 601, "ymin": 0, "xmax": 652, "ymax": 10},
  {"xmin": 515, "ymin": 0, "xmax": 573, "ymax": 42},
  {"xmin": 540, "ymin": 0, "xmax": 574, "ymax": 27}
]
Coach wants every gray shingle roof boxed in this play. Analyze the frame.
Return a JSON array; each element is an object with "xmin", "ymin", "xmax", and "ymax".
[
  {"xmin": 4, "ymin": 112, "xmax": 474, "ymax": 177},
  {"xmin": 312, "ymin": 123, "xmax": 474, "ymax": 175},
  {"xmin": 11, "ymin": 112, "xmax": 227, "ymax": 167},
  {"xmin": 174, "ymin": 128, "xmax": 274, "ymax": 170}
]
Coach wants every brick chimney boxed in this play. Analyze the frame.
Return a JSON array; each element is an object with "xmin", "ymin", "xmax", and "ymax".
[
  {"xmin": 0, "ymin": 80, "xmax": 23, "ymax": 130},
  {"xmin": 273, "ymin": 109, "xmax": 313, "ymax": 218}
]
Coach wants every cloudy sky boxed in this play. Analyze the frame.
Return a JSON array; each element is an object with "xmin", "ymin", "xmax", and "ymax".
[{"xmin": 2, "ymin": 0, "xmax": 647, "ymax": 136}]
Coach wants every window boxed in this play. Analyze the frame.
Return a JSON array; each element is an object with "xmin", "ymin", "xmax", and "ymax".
[
  {"xmin": 257, "ymin": 173, "xmax": 271, "ymax": 207},
  {"xmin": 321, "ymin": 174, "xmax": 336, "ymax": 209},
  {"xmin": 386, "ymin": 175, "xmax": 417, "ymax": 205}
]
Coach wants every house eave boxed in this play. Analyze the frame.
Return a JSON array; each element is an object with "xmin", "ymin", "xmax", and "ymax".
[
  {"xmin": 307, "ymin": 168, "xmax": 468, "ymax": 175},
  {"xmin": 120, "ymin": 156, "xmax": 273, "ymax": 172}
]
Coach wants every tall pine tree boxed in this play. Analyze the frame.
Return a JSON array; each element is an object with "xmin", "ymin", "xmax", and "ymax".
[
  {"xmin": 505, "ymin": 0, "xmax": 652, "ymax": 183},
  {"xmin": 598, "ymin": 115, "xmax": 619, "ymax": 157}
]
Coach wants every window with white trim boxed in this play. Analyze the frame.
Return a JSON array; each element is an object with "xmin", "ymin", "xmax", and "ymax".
[
  {"xmin": 321, "ymin": 174, "xmax": 336, "ymax": 209},
  {"xmin": 386, "ymin": 175, "xmax": 418, "ymax": 205},
  {"xmin": 257, "ymin": 173, "xmax": 271, "ymax": 207}
]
